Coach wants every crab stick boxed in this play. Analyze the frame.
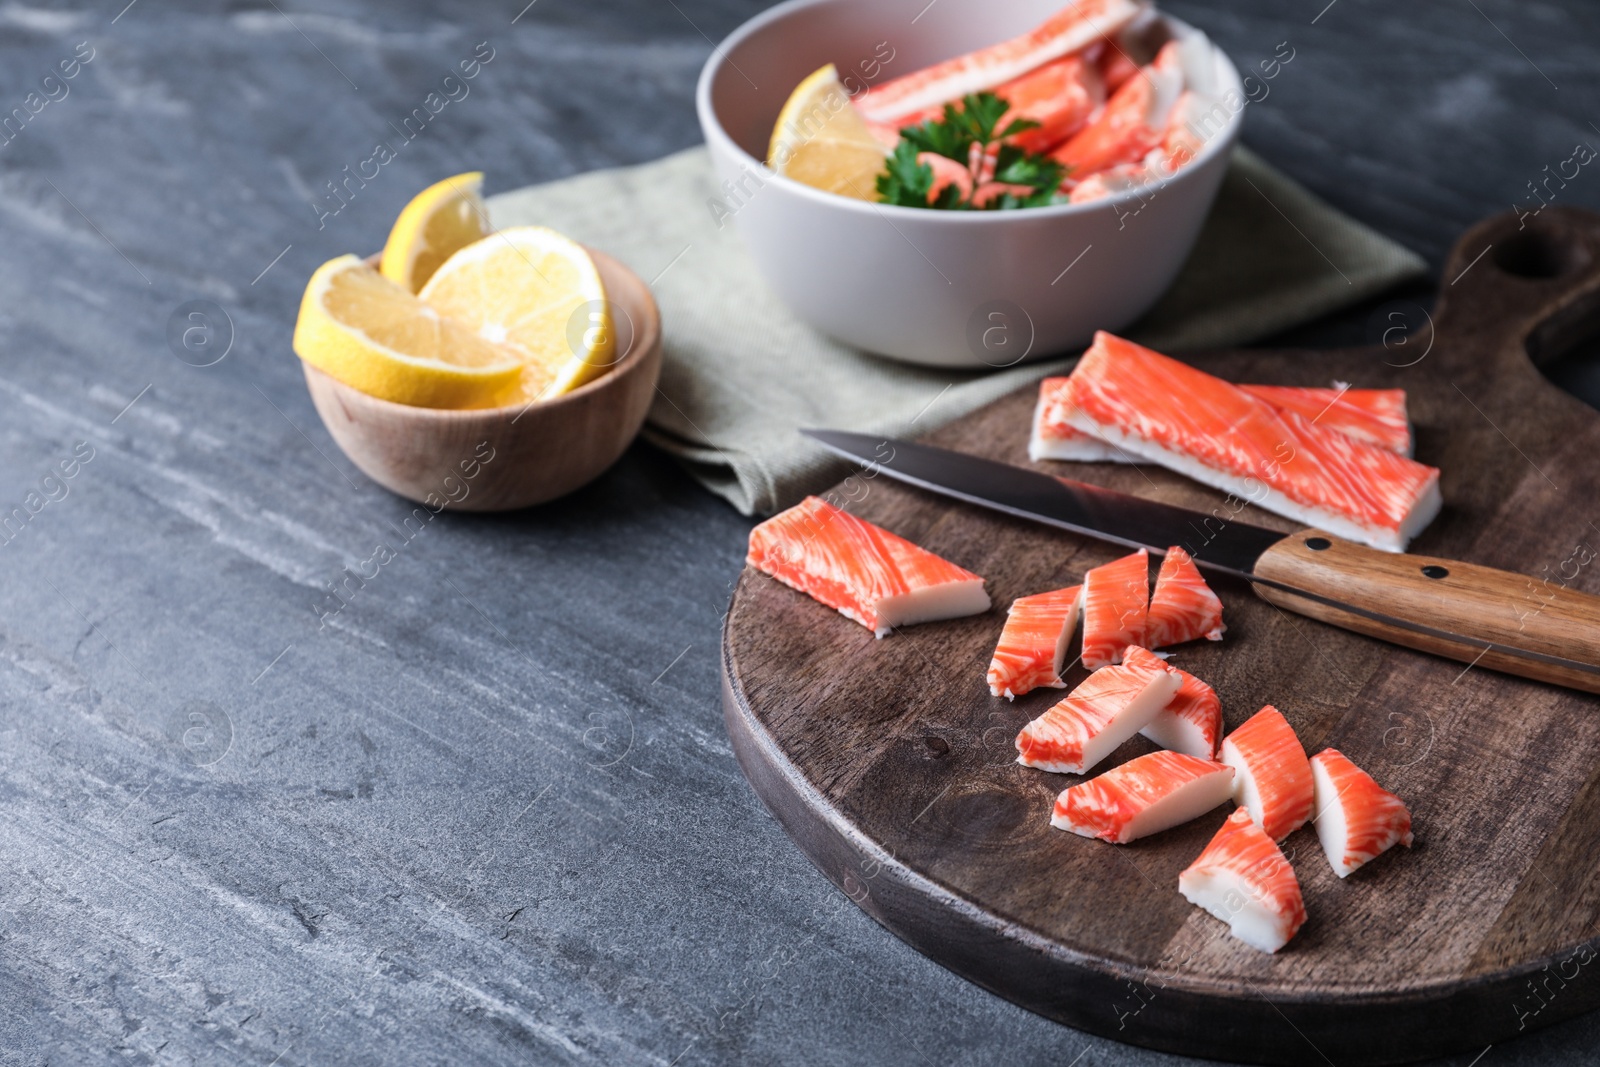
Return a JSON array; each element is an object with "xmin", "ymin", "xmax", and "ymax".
[
  {"xmin": 1052, "ymin": 749, "xmax": 1233, "ymax": 843},
  {"xmin": 890, "ymin": 55, "xmax": 1105, "ymax": 156},
  {"xmin": 1097, "ymin": 37, "xmax": 1142, "ymax": 93},
  {"xmin": 1219, "ymin": 706, "xmax": 1314, "ymax": 842},
  {"xmin": 1016, "ymin": 651, "xmax": 1180, "ymax": 774},
  {"xmin": 1238, "ymin": 385, "xmax": 1412, "ymax": 457},
  {"xmin": 1031, "ymin": 375, "xmax": 1411, "ymax": 465},
  {"xmin": 999, "ymin": 54, "xmax": 1106, "ymax": 153},
  {"xmin": 1066, "ymin": 162, "xmax": 1150, "ymax": 204},
  {"xmin": 1145, "ymin": 545, "xmax": 1225, "ymax": 648},
  {"xmin": 1030, "ymin": 376, "xmax": 1125, "ymax": 462},
  {"xmin": 1059, "ymin": 332, "xmax": 1441, "ymax": 552},
  {"xmin": 1155, "ymin": 90, "xmax": 1210, "ymax": 172},
  {"xmin": 988, "ymin": 585, "xmax": 1084, "ymax": 699},
  {"xmin": 1080, "ymin": 549, "xmax": 1150, "ymax": 669},
  {"xmin": 1052, "ymin": 41, "xmax": 1185, "ymax": 178},
  {"xmin": 1179, "ymin": 809, "xmax": 1307, "ymax": 953},
  {"xmin": 1310, "ymin": 748, "xmax": 1415, "ymax": 877},
  {"xmin": 1128, "ymin": 647, "xmax": 1222, "ymax": 758},
  {"xmin": 855, "ymin": 0, "xmax": 1143, "ymax": 124},
  {"xmin": 747, "ymin": 496, "xmax": 989, "ymax": 637}
]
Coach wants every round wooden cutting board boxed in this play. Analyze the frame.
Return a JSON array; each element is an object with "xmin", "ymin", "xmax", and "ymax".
[{"xmin": 721, "ymin": 208, "xmax": 1600, "ymax": 1065}]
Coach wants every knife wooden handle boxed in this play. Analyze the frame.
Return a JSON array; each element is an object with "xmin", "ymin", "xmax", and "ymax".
[{"xmin": 1252, "ymin": 529, "xmax": 1600, "ymax": 694}]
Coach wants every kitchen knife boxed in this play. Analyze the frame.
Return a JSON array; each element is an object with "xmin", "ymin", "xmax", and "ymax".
[{"xmin": 802, "ymin": 428, "xmax": 1600, "ymax": 695}]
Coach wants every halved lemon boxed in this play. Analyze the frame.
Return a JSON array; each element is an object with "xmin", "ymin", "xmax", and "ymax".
[
  {"xmin": 293, "ymin": 254, "xmax": 524, "ymax": 409},
  {"xmin": 379, "ymin": 171, "xmax": 491, "ymax": 293},
  {"xmin": 768, "ymin": 64, "xmax": 888, "ymax": 201},
  {"xmin": 419, "ymin": 226, "xmax": 613, "ymax": 400}
]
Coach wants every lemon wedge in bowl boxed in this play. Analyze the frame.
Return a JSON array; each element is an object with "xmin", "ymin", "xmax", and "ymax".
[
  {"xmin": 379, "ymin": 171, "xmax": 491, "ymax": 292},
  {"xmin": 293, "ymin": 254, "xmax": 524, "ymax": 409},
  {"xmin": 419, "ymin": 226, "xmax": 614, "ymax": 401},
  {"xmin": 768, "ymin": 64, "xmax": 888, "ymax": 200}
]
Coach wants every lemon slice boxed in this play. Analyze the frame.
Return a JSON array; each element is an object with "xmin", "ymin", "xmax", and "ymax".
[
  {"xmin": 419, "ymin": 226, "xmax": 613, "ymax": 400},
  {"xmin": 293, "ymin": 254, "xmax": 524, "ymax": 409},
  {"xmin": 768, "ymin": 64, "xmax": 888, "ymax": 201},
  {"xmin": 379, "ymin": 172, "xmax": 490, "ymax": 293}
]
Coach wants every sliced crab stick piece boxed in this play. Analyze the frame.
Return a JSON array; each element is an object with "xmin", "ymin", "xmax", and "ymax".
[
  {"xmin": 855, "ymin": 0, "xmax": 1143, "ymax": 124},
  {"xmin": 1016, "ymin": 652, "xmax": 1181, "ymax": 774},
  {"xmin": 996, "ymin": 54, "xmax": 1105, "ymax": 153},
  {"xmin": 1220, "ymin": 706, "xmax": 1314, "ymax": 842},
  {"xmin": 1052, "ymin": 749, "xmax": 1234, "ymax": 843},
  {"xmin": 1097, "ymin": 38, "xmax": 1142, "ymax": 93},
  {"xmin": 1080, "ymin": 549, "xmax": 1150, "ymax": 669},
  {"xmin": 890, "ymin": 55, "xmax": 1105, "ymax": 155},
  {"xmin": 1145, "ymin": 545, "xmax": 1225, "ymax": 648},
  {"xmin": 1310, "ymin": 748, "xmax": 1415, "ymax": 877},
  {"xmin": 1238, "ymin": 385, "xmax": 1412, "ymax": 457},
  {"xmin": 1179, "ymin": 809, "xmax": 1307, "ymax": 953},
  {"xmin": 1051, "ymin": 41, "xmax": 1185, "ymax": 179},
  {"xmin": 988, "ymin": 585, "xmax": 1083, "ymax": 699},
  {"xmin": 1059, "ymin": 332, "xmax": 1442, "ymax": 551},
  {"xmin": 1127, "ymin": 647, "xmax": 1222, "ymax": 759},
  {"xmin": 747, "ymin": 496, "xmax": 989, "ymax": 637},
  {"xmin": 1154, "ymin": 90, "xmax": 1210, "ymax": 172},
  {"xmin": 1030, "ymin": 376, "xmax": 1126, "ymax": 462},
  {"xmin": 1065, "ymin": 90, "xmax": 1209, "ymax": 198},
  {"xmin": 1066, "ymin": 162, "xmax": 1149, "ymax": 204}
]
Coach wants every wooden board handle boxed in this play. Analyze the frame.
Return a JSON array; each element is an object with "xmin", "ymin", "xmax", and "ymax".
[{"xmin": 1253, "ymin": 530, "xmax": 1600, "ymax": 694}]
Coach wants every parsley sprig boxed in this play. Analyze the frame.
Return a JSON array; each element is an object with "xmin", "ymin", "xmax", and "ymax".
[{"xmin": 875, "ymin": 92, "xmax": 1068, "ymax": 210}]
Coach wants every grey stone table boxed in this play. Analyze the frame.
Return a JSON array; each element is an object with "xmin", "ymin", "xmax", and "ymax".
[{"xmin": 2, "ymin": 1, "xmax": 1598, "ymax": 1064}]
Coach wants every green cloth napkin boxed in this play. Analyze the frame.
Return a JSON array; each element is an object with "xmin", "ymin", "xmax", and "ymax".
[{"xmin": 490, "ymin": 146, "xmax": 1426, "ymax": 516}]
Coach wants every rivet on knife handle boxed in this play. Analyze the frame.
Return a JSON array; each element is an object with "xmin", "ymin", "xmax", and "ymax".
[{"xmin": 1252, "ymin": 529, "xmax": 1600, "ymax": 693}]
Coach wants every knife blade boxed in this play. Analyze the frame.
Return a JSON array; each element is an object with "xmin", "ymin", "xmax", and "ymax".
[{"xmin": 802, "ymin": 428, "xmax": 1600, "ymax": 694}]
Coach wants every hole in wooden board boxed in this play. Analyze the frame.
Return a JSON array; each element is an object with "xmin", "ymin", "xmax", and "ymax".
[
  {"xmin": 1304, "ymin": 537, "xmax": 1332, "ymax": 551},
  {"xmin": 1421, "ymin": 565, "xmax": 1449, "ymax": 579},
  {"xmin": 1493, "ymin": 229, "xmax": 1589, "ymax": 279},
  {"xmin": 1526, "ymin": 285, "xmax": 1600, "ymax": 412}
]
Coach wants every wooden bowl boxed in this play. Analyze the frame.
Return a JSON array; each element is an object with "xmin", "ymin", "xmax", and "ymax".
[{"xmin": 302, "ymin": 248, "xmax": 662, "ymax": 512}]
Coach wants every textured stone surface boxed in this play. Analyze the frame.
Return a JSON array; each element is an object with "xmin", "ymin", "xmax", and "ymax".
[{"xmin": 0, "ymin": 1, "xmax": 1597, "ymax": 1064}]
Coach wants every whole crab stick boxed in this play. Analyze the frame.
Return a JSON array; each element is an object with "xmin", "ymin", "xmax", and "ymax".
[
  {"xmin": 1179, "ymin": 809, "xmax": 1307, "ymax": 953},
  {"xmin": 1310, "ymin": 748, "xmax": 1415, "ymax": 877},
  {"xmin": 1052, "ymin": 40, "xmax": 1184, "ymax": 179},
  {"xmin": 1015, "ymin": 650, "xmax": 1180, "ymax": 774},
  {"xmin": 855, "ymin": 0, "xmax": 1143, "ymax": 124},
  {"xmin": 1031, "ymin": 375, "xmax": 1412, "ymax": 464},
  {"xmin": 988, "ymin": 585, "xmax": 1084, "ymax": 699},
  {"xmin": 1059, "ymin": 332, "xmax": 1441, "ymax": 551},
  {"xmin": 1145, "ymin": 545, "xmax": 1225, "ymax": 648},
  {"xmin": 1080, "ymin": 549, "xmax": 1150, "ymax": 669},
  {"xmin": 1052, "ymin": 749, "xmax": 1233, "ymax": 843},
  {"xmin": 1220, "ymin": 706, "xmax": 1314, "ymax": 842},
  {"xmin": 746, "ymin": 496, "xmax": 990, "ymax": 637},
  {"xmin": 1238, "ymin": 384, "xmax": 1412, "ymax": 457},
  {"xmin": 1128, "ymin": 647, "xmax": 1222, "ymax": 759}
]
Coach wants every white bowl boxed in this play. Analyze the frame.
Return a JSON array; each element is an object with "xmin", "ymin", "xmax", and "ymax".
[{"xmin": 696, "ymin": 0, "xmax": 1244, "ymax": 367}]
